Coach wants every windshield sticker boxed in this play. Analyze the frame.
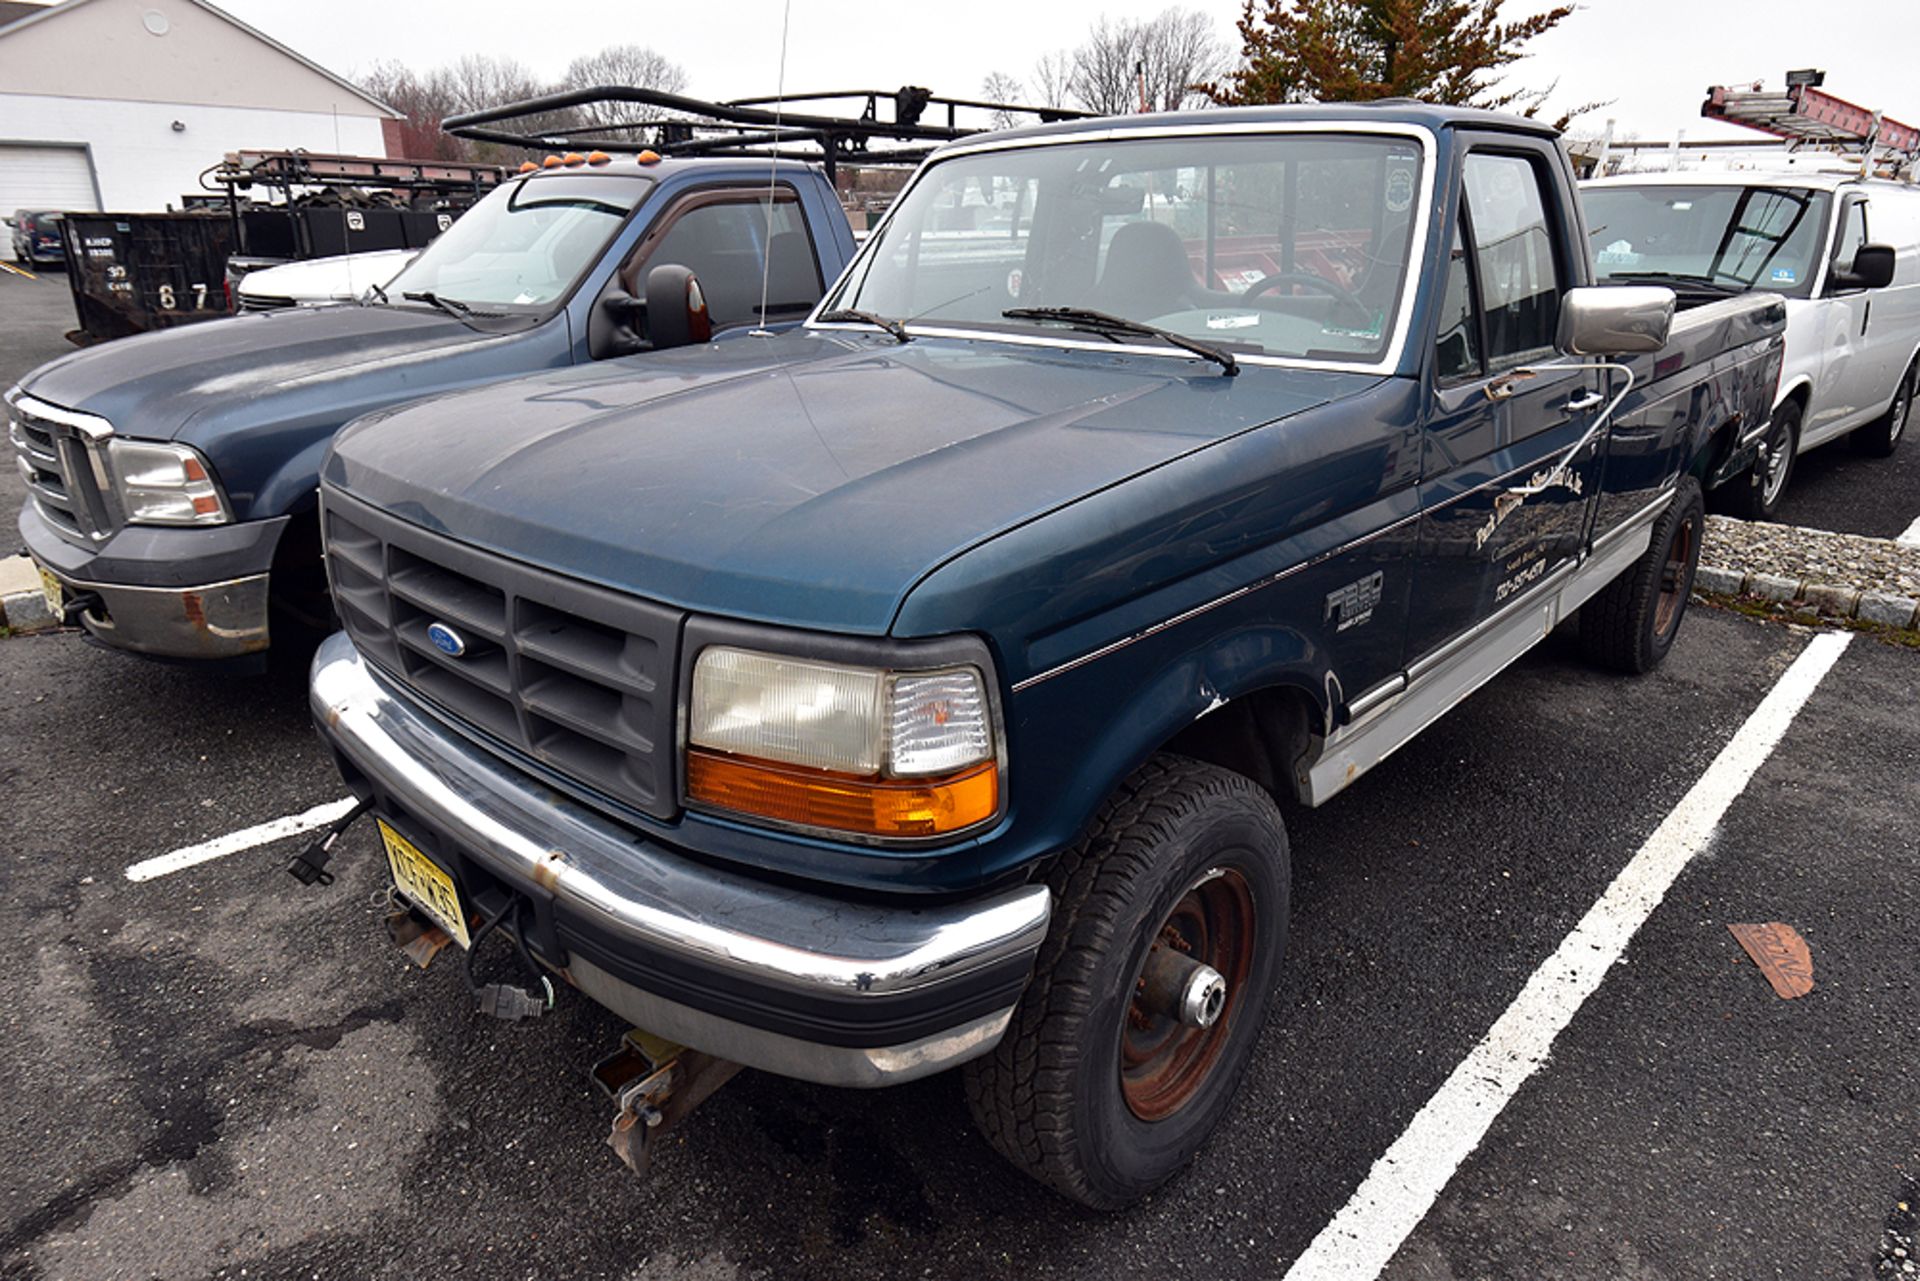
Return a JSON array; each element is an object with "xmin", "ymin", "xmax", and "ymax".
[
  {"xmin": 1206, "ymin": 312, "xmax": 1260, "ymax": 330},
  {"xmin": 1770, "ymin": 267, "xmax": 1798, "ymax": 284},
  {"xmin": 1321, "ymin": 312, "xmax": 1385, "ymax": 340},
  {"xmin": 1596, "ymin": 239, "xmax": 1641, "ymax": 267},
  {"xmin": 1385, "ymin": 166, "xmax": 1416, "ymax": 214},
  {"xmin": 1005, "ymin": 267, "xmax": 1023, "ymax": 299}
]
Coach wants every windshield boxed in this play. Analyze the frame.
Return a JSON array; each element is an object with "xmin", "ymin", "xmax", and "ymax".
[
  {"xmin": 385, "ymin": 172, "xmax": 653, "ymax": 310},
  {"xmin": 1583, "ymin": 184, "xmax": 1831, "ymax": 297},
  {"xmin": 823, "ymin": 132, "xmax": 1426, "ymax": 364}
]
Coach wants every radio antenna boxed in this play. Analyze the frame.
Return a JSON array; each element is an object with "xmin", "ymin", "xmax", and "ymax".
[{"xmin": 750, "ymin": 0, "xmax": 795, "ymax": 337}]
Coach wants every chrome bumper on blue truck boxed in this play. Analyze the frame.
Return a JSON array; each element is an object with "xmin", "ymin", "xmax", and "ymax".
[{"xmin": 309, "ymin": 631, "xmax": 1051, "ymax": 1088}]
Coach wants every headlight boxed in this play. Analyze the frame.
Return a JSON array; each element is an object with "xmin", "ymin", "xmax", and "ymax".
[
  {"xmin": 686, "ymin": 646, "xmax": 1000, "ymax": 839},
  {"xmin": 105, "ymin": 439, "xmax": 230, "ymax": 525}
]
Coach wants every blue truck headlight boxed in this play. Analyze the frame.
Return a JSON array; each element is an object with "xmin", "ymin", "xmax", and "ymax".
[
  {"xmin": 106, "ymin": 439, "xmax": 231, "ymax": 526},
  {"xmin": 686, "ymin": 646, "xmax": 1000, "ymax": 838}
]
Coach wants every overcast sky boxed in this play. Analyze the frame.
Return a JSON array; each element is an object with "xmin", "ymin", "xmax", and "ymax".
[{"xmin": 218, "ymin": 0, "xmax": 1913, "ymax": 143}]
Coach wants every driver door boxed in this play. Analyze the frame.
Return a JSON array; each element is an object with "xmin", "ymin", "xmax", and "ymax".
[{"xmin": 1408, "ymin": 145, "xmax": 1607, "ymax": 661}]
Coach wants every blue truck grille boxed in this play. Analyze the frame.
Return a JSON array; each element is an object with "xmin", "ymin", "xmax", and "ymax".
[
  {"xmin": 8, "ymin": 398, "xmax": 114, "ymax": 544},
  {"xmin": 322, "ymin": 490, "xmax": 684, "ymax": 820}
]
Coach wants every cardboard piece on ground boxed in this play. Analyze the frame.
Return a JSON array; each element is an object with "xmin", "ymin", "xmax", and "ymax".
[{"xmin": 1728, "ymin": 922, "xmax": 1814, "ymax": 999}]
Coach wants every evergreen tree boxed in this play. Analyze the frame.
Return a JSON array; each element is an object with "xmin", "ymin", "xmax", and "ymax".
[{"xmin": 1207, "ymin": 0, "xmax": 1581, "ymax": 123}]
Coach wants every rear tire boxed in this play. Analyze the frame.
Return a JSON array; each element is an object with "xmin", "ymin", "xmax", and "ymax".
[
  {"xmin": 1718, "ymin": 401, "xmax": 1797, "ymax": 520},
  {"xmin": 1580, "ymin": 476, "xmax": 1704, "ymax": 675},
  {"xmin": 964, "ymin": 755, "xmax": 1290, "ymax": 1210},
  {"xmin": 1850, "ymin": 356, "xmax": 1916, "ymax": 458}
]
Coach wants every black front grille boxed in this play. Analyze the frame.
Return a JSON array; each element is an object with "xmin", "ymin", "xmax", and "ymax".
[
  {"xmin": 323, "ymin": 490, "xmax": 684, "ymax": 820},
  {"xmin": 8, "ymin": 397, "xmax": 113, "ymax": 543}
]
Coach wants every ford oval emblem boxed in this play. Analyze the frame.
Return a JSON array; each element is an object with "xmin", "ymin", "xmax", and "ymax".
[{"xmin": 426, "ymin": 621, "xmax": 467, "ymax": 658}]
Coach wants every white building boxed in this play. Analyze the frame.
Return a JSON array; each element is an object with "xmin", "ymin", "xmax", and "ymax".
[{"xmin": 0, "ymin": 0, "xmax": 397, "ymax": 229}]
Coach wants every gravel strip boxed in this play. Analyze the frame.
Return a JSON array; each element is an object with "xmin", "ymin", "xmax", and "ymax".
[
  {"xmin": 1701, "ymin": 515, "xmax": 1920, "ymax": 629},
  {"xmin": 1703, "ymin": 515, "xmax": 1920, "ymax": 599}
]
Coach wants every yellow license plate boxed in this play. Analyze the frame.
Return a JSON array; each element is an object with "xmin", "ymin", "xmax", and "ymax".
[
  {"xmin": 38, "ymin": 566, "xmax": 63, "ymax": 617},
  {"xmin": 378, "ymin": 820, "xmax": 471, "ymax": 949}
]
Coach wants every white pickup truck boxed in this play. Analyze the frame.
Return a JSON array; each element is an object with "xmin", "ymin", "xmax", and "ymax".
[
  {"xmin": 1583, "ymin": 169, "xmax": 1920, "ymax": 517},
  {"xmin": 234, "ymin": 249, "xmax": 417, "ymax": 311}
]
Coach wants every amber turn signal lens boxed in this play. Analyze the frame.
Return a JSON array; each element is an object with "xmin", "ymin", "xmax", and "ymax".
[{"xmin": 686, "ymin": 750, "xmax": 997, "ymax": 838}]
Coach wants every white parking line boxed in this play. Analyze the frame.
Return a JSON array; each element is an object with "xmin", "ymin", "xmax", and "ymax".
[
  {"xmin": 1896, "ymin": 513, "xmax": 1920, "ymax": 548},
  {"xmin": 125, "ymin": 797, "xmax": 357, "ymax": 883},
  {"xmin": 1283, "ymin": 629, "xmax": 1854, "ymax": 1281}
]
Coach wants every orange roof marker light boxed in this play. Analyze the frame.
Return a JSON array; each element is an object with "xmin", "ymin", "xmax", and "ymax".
[
  {"xmin": 636, "ymin": 149, "xmax": 662, "ymax": 165},
  {"xmin": 516, "ymin": 160, "xmax": 538, "ymax": 174},
  {"xmin": 540, "ymin": 154, "xmax": 564, "ymax": 168},
  {"xmin": 586, "ymin": 151, "xmax": 611, "ymax": 165},
  {"xmin": 561, "ymin": 152, "xmax": 586, "ymax": 166}
]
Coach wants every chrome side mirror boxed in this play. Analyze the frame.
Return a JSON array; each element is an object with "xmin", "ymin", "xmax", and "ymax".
[{"xmin": 1557, "ymin": 285, "xmax": 1675, "ymax": 356}]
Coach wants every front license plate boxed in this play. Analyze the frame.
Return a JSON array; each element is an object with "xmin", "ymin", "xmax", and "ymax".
[
  {"xmin": 378, "ymin": 820, "xmax": 471, "ymax": 949},
  {"xmin": 37, "ymin": 567, "xmax": 63, "ymax": 618}
]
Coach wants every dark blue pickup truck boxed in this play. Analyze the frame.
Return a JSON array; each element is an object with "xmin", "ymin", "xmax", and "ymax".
[
  {"xmin": 10, "ymin": 156, "xmax": 853, "ymax": 660},
  {"xmin": 308, "ymin": 103, "xmax": 1784, "ymax": 1207}
]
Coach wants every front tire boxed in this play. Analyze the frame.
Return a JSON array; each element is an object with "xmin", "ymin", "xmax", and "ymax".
[
  {"xmin": 1851, "ymin": 356, "xmax": 1916, "ymax": 458},
  {"xmin": 1719, "ymin": 401, "xmax": 1798, "ymax": 520},
  {"xmin": 1580, "ymin": 476, "xmax": 1705, "ymax": 674},
  {"xmin": 964, "ymin": 755, "xmax": 1290, "ymax": 1210}
]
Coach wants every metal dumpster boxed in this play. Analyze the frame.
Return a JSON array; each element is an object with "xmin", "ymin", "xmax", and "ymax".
[{"xmin": 60, "ymin": 212, "xmax": 237, "ymax": 345}]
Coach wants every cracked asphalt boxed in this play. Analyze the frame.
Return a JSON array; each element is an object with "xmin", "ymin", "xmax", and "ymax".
[{"xmin": 2, "ymin": 272, "xmax": 1918, "ymax": 1281}]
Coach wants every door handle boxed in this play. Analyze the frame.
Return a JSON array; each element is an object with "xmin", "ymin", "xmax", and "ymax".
[{"xmin": 1562, "ymin": 390, "xmax": 1606, "ymax": 413}]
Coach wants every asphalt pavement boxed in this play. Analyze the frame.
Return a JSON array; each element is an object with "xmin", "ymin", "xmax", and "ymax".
[{"xmin": 1, "ymin": 270, "xmax": 1917, "ymax": 1281}]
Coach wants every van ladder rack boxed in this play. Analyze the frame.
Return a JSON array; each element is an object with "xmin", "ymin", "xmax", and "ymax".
[{"xmin": 1703, "ymin": 70, "xmax": 1919, "ymax": 171}]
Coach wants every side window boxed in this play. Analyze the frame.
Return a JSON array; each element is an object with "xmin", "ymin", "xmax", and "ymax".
[
  {"xmin": 1463, "ymin": 153, "xmax": 1561, "ymax": 365},
  {"xmin": 1434, "ymin": 215, "xmax": 1481, "ymax": 382},
  {"xmin": 634, "ymin": 193, "xmax": 822, "ymax": 329},
  {"xmin": 1832, "ymin": 198, "xmax": 1869, "ymax": 271}
]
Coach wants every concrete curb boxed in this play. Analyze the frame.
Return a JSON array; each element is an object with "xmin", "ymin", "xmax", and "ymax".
[
  {"xmin": 1, "ymin": 588, "xmax": 58, "ymax": 633},
  {"xmin": 0, "ymin": 556, "xmax": 58, "ymax": 633},
  {"xmin": 1695, "ymin": 563, "xmax": 1920, "ymax": 629}
]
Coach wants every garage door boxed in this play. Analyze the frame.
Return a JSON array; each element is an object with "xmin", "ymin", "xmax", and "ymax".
[{"xmin": 0, "ymin": 143, "xmax": 99, "ymax": 259}]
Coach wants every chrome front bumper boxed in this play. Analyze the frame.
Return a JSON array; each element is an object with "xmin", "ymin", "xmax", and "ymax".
[
  {"xmin": 309, "ymin": 632, "xmax": 1051, "ymax": 1088},
  {"xmin": 37, "ymin": 563, "xmax": 272, "ymax": 658}
]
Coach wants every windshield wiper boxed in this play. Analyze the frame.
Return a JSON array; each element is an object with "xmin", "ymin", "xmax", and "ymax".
[
  {"xmin": 815, "ymin": 308, "xmax": 911, "ymax": 343},
  {"xmin": 365, "ymin": 281, "xmax": 389, "ymax": 305},
  {"xmin": 1002, "ymin": 307, "xmax": 1238, "ymax": 376},
  {"xmin": 402, "ymin": 290, "xmax": 504, "ymax": 321},
  {"xmin": 1602, "ymin": 271, "xmax": 1745, "ymax": 296}
]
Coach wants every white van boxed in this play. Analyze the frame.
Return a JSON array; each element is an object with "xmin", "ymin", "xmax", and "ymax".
[{"xmin": 1581, "ymin": 170, "xmax": 1920, "ymax": 517}]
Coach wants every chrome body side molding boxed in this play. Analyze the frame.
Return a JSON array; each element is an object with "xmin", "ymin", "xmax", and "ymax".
[{"xmin": 1301, "ymin": 489, "xmax": 1674, "ymax": 806}]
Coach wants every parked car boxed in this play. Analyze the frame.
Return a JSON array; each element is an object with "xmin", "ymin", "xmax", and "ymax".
[
  {"xmin": 234, "ymin": 249, "xmax": 417, "ymax": 311},
  {"xmin": 10, "ymin": 154, "xmax": 854, "ymax": 661},
  {"xmin": 8, "ymin": 210, "xmax": 66, "ymax": 265},
  {"xmin": 306, "ymin": 103, "xmax": 1785, "ymax": 1207},
  {"xmin": 1582, "ymin": 170, "xmax": 1920, "ymax": 517}
]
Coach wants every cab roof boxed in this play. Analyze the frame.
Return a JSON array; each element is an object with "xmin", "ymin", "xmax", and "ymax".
[{"xmin": 931, "ymin": 100, "xmax": 1563, "ymax": 155}]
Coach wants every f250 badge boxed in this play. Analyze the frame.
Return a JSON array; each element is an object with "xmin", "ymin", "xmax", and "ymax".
[{"xmin": 1325, "ymin": 572, "xmax": 1385, "ymax": 632}]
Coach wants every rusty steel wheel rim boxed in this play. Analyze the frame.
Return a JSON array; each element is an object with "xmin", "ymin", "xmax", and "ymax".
[
  {"xmin": 1120, "ymin": 867, "xmax": 1256, "ymax": 1122},
  {"xmin": 1654, "ymin": 509, "xmax": 1698, "ymax": 637}
]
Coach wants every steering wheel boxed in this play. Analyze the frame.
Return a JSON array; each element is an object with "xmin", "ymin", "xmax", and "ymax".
[{"xmin": 1242, "ymin": 271, "xmax": 1372, "ymax": 327}]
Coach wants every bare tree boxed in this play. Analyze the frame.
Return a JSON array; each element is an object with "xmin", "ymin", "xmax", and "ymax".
[
  {"xmin": 1068, "ymin": 16, "xmax": 1145, "ymax": 116},
  {"xmin": 1048, "ymin": 8, "xmax": 1228, "ymax": 118},
  {"xmin": 980, "ymin": 71, "xmax": 1027, "ymax": 130},
  {"xmin": 358, "ymin": 60, "xmax": 469, "ymax": 160},
  {"xmin": 563, "ymin": 45, "xmax": 689, "ymax": 127},
  {"xmin": 1030, "ymin": 50, "xmax": 1074, "ymax": 112},
  {"xmin": 1138, "ymin": 9, "xmax": 1227, "ymax": 112}
]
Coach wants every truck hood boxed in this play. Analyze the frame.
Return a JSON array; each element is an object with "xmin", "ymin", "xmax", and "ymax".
[
  {"xmin": 324, "ymin": 332, "xmax": 1378, "ymax": 634},
  {"xmin": 19, "ymin": 304, "xmax": 501, "ymax": 442}
]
